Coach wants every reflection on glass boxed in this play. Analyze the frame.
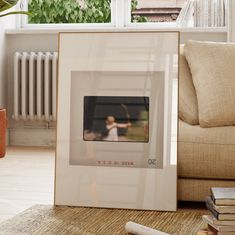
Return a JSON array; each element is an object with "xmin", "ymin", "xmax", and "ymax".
[
  {"xmin": 131, "ymin": 0, "xmax": 227, "ymax": 28},
  {"xmin": 131, "ymin": 0, "xmax": 187, "ymax": 23}
]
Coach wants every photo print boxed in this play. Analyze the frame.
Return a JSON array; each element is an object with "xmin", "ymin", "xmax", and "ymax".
[{"xmin": 83, "ymin": 96, "xmax": 149, "ymax": 143}]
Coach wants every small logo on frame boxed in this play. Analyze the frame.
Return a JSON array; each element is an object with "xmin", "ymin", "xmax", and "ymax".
[{"xmin": 148, "ymin": 159, "xmax": 157, "ymax": 167}]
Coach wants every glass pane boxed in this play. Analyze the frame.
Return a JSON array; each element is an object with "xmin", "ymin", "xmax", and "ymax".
[
  {"xmin": 131, "ymin": 0, "xmax": 187, "ymax": 23},
  {"xmin": 131, "ymin": 0, "xmax": 227, "ymax": 27},
  {"xmin": 28, "ymin": 0, "xmax": 111, "ymax": 24}
]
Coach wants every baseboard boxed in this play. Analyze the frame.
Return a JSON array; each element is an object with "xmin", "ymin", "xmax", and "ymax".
[{"xmin": 9, "ymin": 128, "xmax": 56, "ymax": 147}]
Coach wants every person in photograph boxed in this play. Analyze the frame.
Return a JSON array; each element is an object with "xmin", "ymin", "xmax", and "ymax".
[{"xmin": 103, "ymin": 116, "xmax": 131, "ymax": 141}]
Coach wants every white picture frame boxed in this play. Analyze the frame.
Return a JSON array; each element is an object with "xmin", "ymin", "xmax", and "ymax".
[{"xmin": 55, "ymin": 31, "xmax": 179, "ymax": 211}]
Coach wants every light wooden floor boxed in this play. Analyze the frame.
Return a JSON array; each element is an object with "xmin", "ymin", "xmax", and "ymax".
[{"xmin": 0, "ymin": 147, "xmax": 55, "ymax": 223}]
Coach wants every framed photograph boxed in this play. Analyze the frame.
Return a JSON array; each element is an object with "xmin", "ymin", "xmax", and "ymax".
[{"xmin": 55, "ymin": 31, "xmax": 179, "ymax": 211}]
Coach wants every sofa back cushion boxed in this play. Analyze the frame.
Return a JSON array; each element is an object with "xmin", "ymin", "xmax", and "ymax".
[
  {"xmin": 184, "ymin": 40, "xmax": 235, "ymax": 127},
  {"xmin": 179, "ymin": 45, "xmax": 199, "ymax": 125}
]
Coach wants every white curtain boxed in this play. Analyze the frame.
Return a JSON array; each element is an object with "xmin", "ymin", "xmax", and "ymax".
[{"xmin": 228, "ymin": 0, "xmax": 235, "ymax": 42}]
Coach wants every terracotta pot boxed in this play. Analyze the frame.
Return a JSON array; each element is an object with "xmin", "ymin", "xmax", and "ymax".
[{"xmin": 0, "ymin": 109, "xmax": 7, "ymax": 158}]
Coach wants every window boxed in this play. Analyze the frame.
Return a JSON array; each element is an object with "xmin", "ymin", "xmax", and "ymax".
[
  {"xmin": 25, "ymin": 0, "xmax": 112, "ymax": 24},
  {"xmin": 128, "ymin": 0, "xmax": 227, "ymax": 27},
  {"xmin": 20, "ymin": 0, "xmax": 228, "ymax": 28},
  {"xmin": 130, "ymin": 0, "xmax": 187, "ymax": 23}
]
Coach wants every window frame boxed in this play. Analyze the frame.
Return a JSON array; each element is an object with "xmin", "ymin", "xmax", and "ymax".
[
  {"xmin": 19, "ymin": 0, "xmax": 229, "ymax": 30},
  {"xmin": 124, "ymin": 0, "xmax": 178, "ymax": 28},
  {"xmin": 20, "ymin": 0, "xmax": 117, "ymax": 28}
]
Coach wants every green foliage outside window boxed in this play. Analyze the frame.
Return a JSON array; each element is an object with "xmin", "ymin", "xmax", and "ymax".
[
  {"xmin": 28, "ymin": 0, "xmax": 111, "ymax": 23},
  {"xmin": 131, "ymin": 0, "xmax": 148, "ymax": 23},
  {"xmin": 28, "ymin": 0, "xmax": 148, "ymax": 24}
]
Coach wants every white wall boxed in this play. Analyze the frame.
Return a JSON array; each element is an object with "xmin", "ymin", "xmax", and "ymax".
[
  {"xmin": 0, "ymin": 0, "xmax": 227, "ymax": 147},
  {"xmin": 0, "ymin": 15, "xmax": 16, "ymax": 107},
  {"xmin": 4, "ymin": 31, "xmax": 227, "ymax": 146},
  {"xmin": 7, "ymin": 34, "xmax": 58, "ymax": 146},
  {"xmin": 0, "ymin": 1, "xmax": 232, "ymax": 147}
]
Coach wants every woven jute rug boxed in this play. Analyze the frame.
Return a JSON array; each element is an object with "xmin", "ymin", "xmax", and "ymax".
[{"xmin": 0, "ymin": 205, "xmax": 207, "ymax": 235}]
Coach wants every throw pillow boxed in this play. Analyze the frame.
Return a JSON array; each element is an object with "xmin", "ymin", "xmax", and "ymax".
[
  {"xmin": 184, "ymin": 40, "xmax": 235, "ymax": 127},
  {"xmin": 179, "ymin": 45, "xmax": 199, "ymax": 125}
]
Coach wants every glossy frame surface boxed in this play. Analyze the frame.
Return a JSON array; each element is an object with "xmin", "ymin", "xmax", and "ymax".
[{"xmin": 55, "ymin": 31, "xmax": 179, "ymax": 211}]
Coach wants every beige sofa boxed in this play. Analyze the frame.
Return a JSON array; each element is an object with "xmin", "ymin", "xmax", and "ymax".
[{"xmin": 178, "ymin": 42, "xmax": 235, "ymax": 202}]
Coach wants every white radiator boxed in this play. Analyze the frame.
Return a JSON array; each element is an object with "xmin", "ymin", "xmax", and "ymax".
[{"xmin": 13, "ymin": 52, "xmax": 58, "ymax": 122}]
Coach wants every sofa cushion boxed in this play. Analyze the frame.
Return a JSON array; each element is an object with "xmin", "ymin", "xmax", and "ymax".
[
  {"xmin": 178, "ymin": 120, "xmax": 235, "ymax": 180},
  {"xmin": 178, "ymin": 178, "xmax": 235, "ymax": 202},
  {"xmin": 184, "ymin": 40, "xmax": 235, "ymax": 127},
  {"xmin": 179, "ymin": 45, "xmax": 199, "ymax": 125}
]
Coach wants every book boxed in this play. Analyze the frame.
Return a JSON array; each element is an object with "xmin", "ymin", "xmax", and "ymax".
[
  {"xmin": 208, "ymin": 224, "xmax": 235, "ymax": 235},
  {"xmin": 206, "ymin": 198, "xmax": 235, "ymax": 220},
  {"xmin": 206, "ymin": 196, "xmax": 235, "ymax": 214},
  {"xmin": 211, "ymin": 188, "xmax": 235, "ymax": 206},
  {"xmin": 203, "ymin": 215, "xmax": 235, "ymax": 232},
  {"xmin": 203, "ymin": 215, "xmax": 235, "ymax": 226}
]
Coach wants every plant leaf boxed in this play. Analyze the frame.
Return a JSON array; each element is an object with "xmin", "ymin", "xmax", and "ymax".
[
  {"xmin": 0, "ymin": 10, "xmax": 30, "ymax": 17},
  {"xmin": 0, "ymin": 0, "xmax": 19, "ymax": 13}
]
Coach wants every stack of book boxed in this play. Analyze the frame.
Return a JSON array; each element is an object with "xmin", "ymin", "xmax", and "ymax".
[{"xmin": 203, "ymin": 187, "xmax": 235, "ymax": 235}]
